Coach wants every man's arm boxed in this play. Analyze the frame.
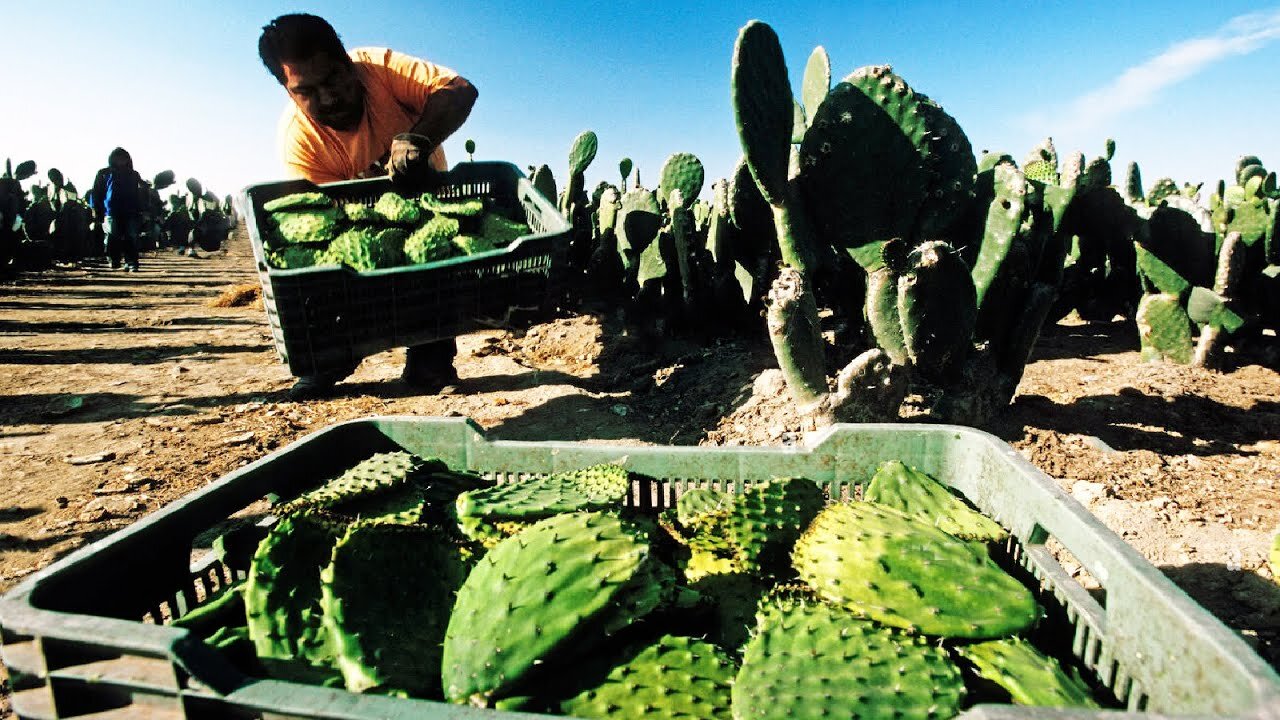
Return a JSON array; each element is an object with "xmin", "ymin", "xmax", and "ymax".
[{"xmin": 407, "ymin": 75, "xmax": 478, "ymax": 150}]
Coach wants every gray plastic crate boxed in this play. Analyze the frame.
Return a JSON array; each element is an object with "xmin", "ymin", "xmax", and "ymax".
[{"xmin": 1, "ymin": 418, "xmax": 1277, "ymax": 719}]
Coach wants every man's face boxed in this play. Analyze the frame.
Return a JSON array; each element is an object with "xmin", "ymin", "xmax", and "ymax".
[{"xmin": 281, "ymin": 54, "xmax": 364, "ymax": 132}]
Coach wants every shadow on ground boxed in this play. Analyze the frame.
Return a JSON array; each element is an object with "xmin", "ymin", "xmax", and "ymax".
[{"xmin": 1001, "ymin": 389, "xmax": 1280, "ymax": 456}]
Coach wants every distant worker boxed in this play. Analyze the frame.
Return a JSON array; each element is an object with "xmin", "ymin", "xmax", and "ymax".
[
  {"xmin": 89, "ymin": 148, "xmax": 145, "ymax": 272},
  {"xmin": 258, "ymin": 13, "xmax": 478, "ymax": 399}
]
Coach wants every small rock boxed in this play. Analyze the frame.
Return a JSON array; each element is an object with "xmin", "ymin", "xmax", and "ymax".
[
  {"xmin": 1071, "ymin": 480, "xmax": 1109, "ymax": 506},
  {"xmin": 170, "ymin": 365, "xmax": 189, "ymax": 377},
  {"xmin": 611, "ymin": 404, "xmax": 630, "ymax": 417},
  {"xmin": 222, "ymin": 432, "xmax": 256, "ymax": 446},
  {"xmin": 65, "ymin": 451, "xmax": 115, "ymax": 466},
  {"xmin": 78, "ymin": 508, "xmax": 108, "ymax": 523},
  {"xmin": 234, "ymin": 402, "xmax": 264, "ymax": 413}
]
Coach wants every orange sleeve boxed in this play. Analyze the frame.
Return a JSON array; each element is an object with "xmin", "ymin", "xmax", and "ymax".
[{"xmin": 355, "ymin": 47, "xmax": 459, "ymax": 119}]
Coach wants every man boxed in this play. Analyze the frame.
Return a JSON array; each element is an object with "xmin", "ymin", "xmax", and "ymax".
[
  {"xmin": 90, "ymin": 148, "xmax": 145, "ymax": 272},
  {"xmin": 258, "ymin": 13, "xmax": 478, "ymax": 398}
]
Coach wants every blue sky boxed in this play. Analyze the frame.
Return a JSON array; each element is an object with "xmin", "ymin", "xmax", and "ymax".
[{"xmin": 4, "ymin": 2, "xmax": 1278, "ymax": 203}]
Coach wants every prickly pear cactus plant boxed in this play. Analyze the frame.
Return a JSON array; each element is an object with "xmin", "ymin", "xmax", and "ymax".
[
  {"xmin": 793, "ymin": 502, "xmax": 1039, "ymax": 638},
  {"xmin": 732, "ymin": 590, "xmax": 964, "ymax": 720}
]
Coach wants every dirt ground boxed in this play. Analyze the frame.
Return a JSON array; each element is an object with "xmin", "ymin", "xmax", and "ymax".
[{"xmin": 1, "ymin": 226, "xmax": 1277, "ymax": 716}]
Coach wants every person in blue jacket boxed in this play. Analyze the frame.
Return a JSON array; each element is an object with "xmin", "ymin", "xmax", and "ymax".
[{"xmin": 89, "ymin": 148, "xmax": 146, "ymax": 271}]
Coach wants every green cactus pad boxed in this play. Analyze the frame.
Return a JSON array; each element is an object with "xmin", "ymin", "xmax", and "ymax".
[
  {"xmin": 799, "ymin": 65, "xmax": 975, "ymax": 268},
  {"xmin": 560, "ymin": 635, "xmax": 735, "ymax": 720},
  {"xmin": 455, "ymin": 464, "xmax": 630, "ymax": 522},
  {"xmin": 404, "ymin": 216, "xmax": 461, "ymax": 264},
  {"xmin": 690, "ymin": 570, "xmax": 765, "ymax": 653},
  {"xmin": 319, "ymin": 522, "xmax": 470, "ymax": 697},
  {"xmin": 270, "ymin": 207, "xmax": 341, "ymax": 245},
  {"xmin": 732, "ymin": 593, "xmax": 964, "ymax": 720},
  {"xmin": 264, "ymin": 192, "xmax": 333, "ymax": 212},
  {"xmin": 372, "ymin": 192, "xmax": 422, "ymax": 225},
  {"xmin": 677, "ymin": 487, "xmax": 730, "ymax": 527},
  {"xmin": 801, "ymin": 46, "xmax": 831, "ymax": 124},
  {"xmin": 323, "ymin": 227, "xmax": 405, "ymax": 271},
  {"xmin": 531, "ymin": 165, "xmax": 557, "ymax": 205},
  {"xmin": 172, "ymin": 581, "xmax": 246, "ymax": 639},
  {"xmin": 267, "ymin": 244, "xmax": 327, "ymax": 270},
  {"xmin": 244, "ymin": 514, "xmax": 341, "ymax": 668},
  {"xmin": 617, "ymin": 189, "xmax": 663, "ymax": 265},
  {"xmin": 658, "ymin": 153, "xmax": 706, "ymax": 210},
  {"xmin": 1136, "ymin": 293, "xmax": 1194, "ymax": 364},
  {"xmin": 793, "ymin": 502, "xmax": 1039, "ymax": 638},
  {"xmin": 864, "ymin": 460, "xmax": 1007, "ymax": 542},
  {"xmin": 342, "ymin": 203, "xmax": 380, "ymax": 223},
  {"xmin": 1143, "ymin": 204, "xmax": 1216, "ymax": 289},
  {"xmin": 479, "ymin": 214, "xmax": 529, "ymax": 246},
  {"xmin": 957, "ymin": 637, "xmax": 1099, "ymax": 708},
  {"xmin": 724, "ymin": 477, "xmax": 825, "ymax": 574},
  {"xmin": 731, "ymin": 21, "xmax": 794, "ymax": 206},
  {"xmin": 420, "ymin": 193, "xmax": 485, "ymax": 218},
  {"xmin": 898, "ymin": 240, "xmax": 977, "ymax": 382},
  {"xmin": 453, "ymin": 234, "xmax": 496, "ymax": 255},
  {"xmin": 1186, "ymin": 286, "xmax": 1245, "ymax": 333},
  {"xmin": 1022, "ymin": 138, "xmax": 1059, "ymax": 184},
  {"xmin": 866, "ymin": 265, "xmax": 909, "ymax": 365},
  {"xmin": 277, "ymin": 452, "xmax": 444, "ymax": 516},
  {"xmin": 568, "ymin": 131, "xmax": 599, "ymax": 176},
  {"xmin": 441, "ymin": 512, "xmax": 663, "ymax": 706}
]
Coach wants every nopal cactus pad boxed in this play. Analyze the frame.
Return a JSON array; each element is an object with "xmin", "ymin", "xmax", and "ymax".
[
  {"xmin": 724, "ymin": 477, "xmax": 825, "ymax": 574},
  {"xmin": 560, "ymin": 635, "xmax": 736, "ymax": 719},
  {"xmin": 264, "ymin": 192, "xmax": 332, "ymax": 213},
  {"xmin": 277, "ymin": 451, "xmax": 443, "ymax": 516},
  {"xmin": 244, "ymin": 514, "xmax": 341, "ymax": 667},
  {"xmin": 319, "ymin": 522, "xmax": 471, "ymax": 697},
  {"xmin": 793, "ymin": 502, "xmax": 1039, "ymax": 638},
  {"xmin": 454, "ymin": 463, "xmax": 630, "ymax": 522},
  {"xmin": 441, "ymin": 512, "xmax": 663, "ymax": 706},
  {"xmin": 863, "ymin": 460, "xmax": 1007, "ymax": 542},
  {"xmin": 732, "ymin": 592, "xmax": 964, "ymax": 720},
  {"xmin": 957, "ymin": 637, "xmax": 1099, "ymax": 708}
]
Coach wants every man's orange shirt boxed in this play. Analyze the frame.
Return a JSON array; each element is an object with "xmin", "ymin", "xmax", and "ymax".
[{"xmin": 278, "ymin": 47, "xmax": 453, "ymax": 184}]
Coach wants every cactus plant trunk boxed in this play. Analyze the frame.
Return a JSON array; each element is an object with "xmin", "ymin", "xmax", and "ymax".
[{"xmin": 766, "ymin": 267, "xmax": 827, "ymax": 404}]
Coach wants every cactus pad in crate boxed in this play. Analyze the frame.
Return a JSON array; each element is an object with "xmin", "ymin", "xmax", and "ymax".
[
  {"xmin": 732, "ymin": 591, "xmax": 964, "ymax": 720},
  {"xmin": 319, "ymin": 522, "xmax": 471, "ymax": 697},
  {"xmin": 793, "ymin": 502, "xmax": 1039, "ymax": 638},
  {"xmin": 560, "ymin": 635, "xmax": 735, "ymax": 720},
  {"xmin": 441, "ymin": 512, "xmax": 665, "ymax": 706},
  {"xmin": 957, "ymin": 637, "xmax": 1099, "ymax": 708},
  {"xmin": 864, "ymin": 460, "xmax": 1008, "ymax": 542},
  {"xmin": 264, "ymin": 192, "xmax": 333, "ymax": 213},
  {"xmin": 454, "ymin": 464, "xmax": 629, "ymax": 522}
]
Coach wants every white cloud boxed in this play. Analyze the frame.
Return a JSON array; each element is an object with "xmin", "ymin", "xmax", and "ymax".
[{"xmin": 1026, "ymin": 7, "xmax": 1280, "ymax": 133}]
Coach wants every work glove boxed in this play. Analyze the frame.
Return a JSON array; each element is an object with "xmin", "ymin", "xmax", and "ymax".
[{"xmin": 386, "ymin": 133, "xmax": 443, "ymax": 191}]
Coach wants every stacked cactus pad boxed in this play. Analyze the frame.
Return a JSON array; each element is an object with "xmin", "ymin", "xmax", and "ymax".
[
  {"xmin": 261, "ymin": 188, "xmax": 530, "ymax": 271},
  {"xmin": 176, "ymin": 449, "xmax": 1110, "ymax": 716}
]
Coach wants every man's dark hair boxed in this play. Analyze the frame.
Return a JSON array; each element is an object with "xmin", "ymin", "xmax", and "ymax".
[{"xmin": 258, "ymin": 13, "xmax": 350, "ymax": 84}]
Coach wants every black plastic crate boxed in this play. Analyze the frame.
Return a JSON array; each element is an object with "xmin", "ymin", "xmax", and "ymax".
[{"xmin": 240, "ymin": 162, "xmax": 571, "ymax": 378}]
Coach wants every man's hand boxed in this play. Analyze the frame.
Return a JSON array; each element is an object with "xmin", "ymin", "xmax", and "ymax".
[{"xmin": 386, "ymin": 133, "xmax": 441, "ymax": 190}]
